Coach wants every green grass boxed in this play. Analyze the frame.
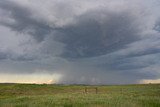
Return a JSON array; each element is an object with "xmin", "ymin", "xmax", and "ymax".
[{"xmin": 0, "ymin": 84, "xmax": 160, "ymax": 107}]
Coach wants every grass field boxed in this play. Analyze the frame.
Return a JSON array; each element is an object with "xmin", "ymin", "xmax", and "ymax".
[{"xmin": 0, "ymin": 83, "xmax": 160, "ymax": 107}]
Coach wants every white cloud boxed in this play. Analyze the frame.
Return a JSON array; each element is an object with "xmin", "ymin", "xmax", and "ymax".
[
  {"xmin": 140, "ymin": 79, "xmax": 160, "ymax": 84},
  {"xmin": 0, "ymin": 72, "xmax": 62, "ymax": 84}
]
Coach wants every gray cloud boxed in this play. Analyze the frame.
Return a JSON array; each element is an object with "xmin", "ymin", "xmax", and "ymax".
[
  {"xmin": 0, "ymin": 0, "xmax": 52, "ymax": 42},
  {"xmin": 0, "ymin": 0, "xmax": 160, "ymax": 84},
  {"xmin": 56, "ymin": 9, "xmax": 142, "ymax": 58}
]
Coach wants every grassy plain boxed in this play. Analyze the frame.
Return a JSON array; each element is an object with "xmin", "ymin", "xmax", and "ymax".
[{"xmin": 0, "ymin": 83, "xmax": 160, "ymax": 107}]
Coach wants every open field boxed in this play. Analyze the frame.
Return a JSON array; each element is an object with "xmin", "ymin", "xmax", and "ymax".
[{"xmin": 0, "ymin": 84, "xmax": 160, "ymax": 107}]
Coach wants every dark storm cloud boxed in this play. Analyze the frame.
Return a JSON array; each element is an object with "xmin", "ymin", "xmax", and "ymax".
[
  {"xmin": 0, "ymin": 52, "xmax": 8, "ymax": 60},
  {"xmin": 0, "ymin": 0, "xmax": 52, "ymax": 42},
  {"xmin": 56, "ymin": 9, "xmax": 141, "ymax": 58},
  {"xmin": 0, "ymin": 0, "xmax": 160, "ymax": 84}
]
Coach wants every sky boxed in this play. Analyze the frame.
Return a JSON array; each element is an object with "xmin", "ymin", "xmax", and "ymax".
[{"xmin": 0, "ymin": 0, "xmax": 160, "ymax": 84}]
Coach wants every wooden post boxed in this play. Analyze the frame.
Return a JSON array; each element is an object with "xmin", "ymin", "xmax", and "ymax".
[
  {"xmin": 95, "ymin": 87, "xmax": 98, "ymax": 94},
  {"xmin": 85, "ymin": 87, "xmax": 87, "ymax": 93}
]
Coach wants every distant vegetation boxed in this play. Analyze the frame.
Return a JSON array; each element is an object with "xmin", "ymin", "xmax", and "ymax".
[{"xmin": 0, "ymin": 83, "xmax": 160, "ymax": 107}]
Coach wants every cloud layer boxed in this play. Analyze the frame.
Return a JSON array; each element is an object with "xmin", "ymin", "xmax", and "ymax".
[{"xmin": 0, "ymin": 0, "xmax": 160, "ymax": 84}]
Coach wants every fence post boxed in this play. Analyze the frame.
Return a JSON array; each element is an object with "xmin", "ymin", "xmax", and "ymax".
[
  {"xmin": 95, "ymin": 87, "xmax": 98, "ymax": 94},
  {"xmin": 85, "ymin": 87, "xmax": 87, "ymax": 94}
]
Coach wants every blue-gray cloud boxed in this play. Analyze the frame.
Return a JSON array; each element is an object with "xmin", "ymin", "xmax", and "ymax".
[
  {"xmin": 0, "ymin": 0, "xmax": 160, "ymax": 84},
  {"xmin": 56, "ymin": 9, "xmax": 143, "ymax": 59}
]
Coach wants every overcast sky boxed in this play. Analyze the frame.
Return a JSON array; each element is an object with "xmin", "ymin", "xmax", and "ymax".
[{"xmin": 0, "ymin": 0, "xmax": 160, "ymax": 84}]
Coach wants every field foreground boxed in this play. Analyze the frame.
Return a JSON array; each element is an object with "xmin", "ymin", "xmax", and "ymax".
[{"xmin": 0, "ymin": 83, "xmax": 160, "ymax": 107}]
